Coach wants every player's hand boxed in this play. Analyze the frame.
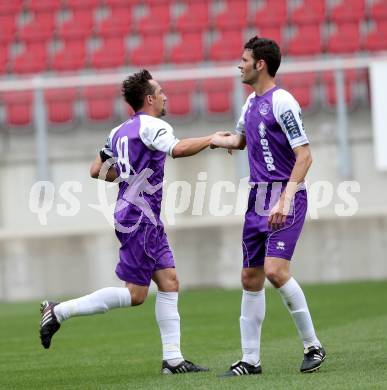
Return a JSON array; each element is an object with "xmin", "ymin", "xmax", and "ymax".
[
  {"xmin": 268, "ymin": 197, "xmax": 291, "ymax": 230},
  {"xmin": 210, "ymin": 131, "xmax": 232, "ymax": 149}
]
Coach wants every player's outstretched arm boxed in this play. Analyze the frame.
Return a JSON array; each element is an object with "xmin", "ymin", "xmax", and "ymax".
[
  {"xmin": 90, "ymin": 154, "xmax": 118, "ymax": 182},
  {"xmin": 210, "ymin": 132, "xmax": 246, "ymax": 150},
  {"xmin": 172, "ymin": 132, "xmax": 229, "ymax": 158}
]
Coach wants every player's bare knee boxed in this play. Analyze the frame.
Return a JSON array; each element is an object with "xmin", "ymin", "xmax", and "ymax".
[
  {"xmin": 241, "ymin": 269, "xmax": 259, "ymax": 290},
  {"xmin": 130, "ymin": 292, "xmax": 146, "ymax": 306},
  {"xmin": 265, "ymin": 267, "xmax": 288, "ymax": 288},
  {"xmin": 160, "ymin": 275, "xmax": 179, "ymax": 292},
  {"xmin": 128, "ymin": 287, "xmax": 148, "ymax": 306}
]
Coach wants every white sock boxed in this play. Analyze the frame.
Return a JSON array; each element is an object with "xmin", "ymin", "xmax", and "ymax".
[
  {"xmin": 155, "ymin": 291, "xmax": 184, "ymax": 364},
  {"xmin": 278, "ymin": 277, "xmax": 321, "ymax": 349},
  {"xmin": 240, "ymin": 289, "xmax": 265, "ymax": 366},
  {"xmin": 54, "ymin": 287, "xmax": 132, "ymax": 323}
]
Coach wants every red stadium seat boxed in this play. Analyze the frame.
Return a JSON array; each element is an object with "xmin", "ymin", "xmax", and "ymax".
[
  {"xmin": 202, "ymin": 79, "xmax": 233, "ymax": 114},
  {"xmin": 287, "ymin": 25, "xmax": 323, "ymax": 56},
  {"xmin": 163, "ymin": 81, "xmax": 196, "ymax": 116},
  {"xmin": 95, "ymin": 6, "xmax": 132, "ymax": 37},
  {"xmin": 84, "ymin": 86, "xmax": 118, "ymax": 121},
  {"xmin": 169, "ymin": 32, "xmax": 205, "ymax": 64},
  {"xmin": 174, "ymin": 2, "xmax": 209, "ymax": 32},
  {"xmin": 3, "ymin": 91, "xmax": 33, "ymax": 126},
  {"xmin": 91, "ymin": 37, "xmax": 126, "ymax": 69},
  {"xmin": 254, "ymin": 0, "xmax": 287, "ymax": 27},
  {"xmin": 330, "ymin": 0, "xmax": 365, "ymax": 23},
  {"xmin": 12, "ymin": 42, "xmax": 47, "ymax": 74},
  {"xmin": 256, "ymin": 27, "xmax": 284, "ymax": 50},
  {"xmin": 28, "ymin": 0, "xmax": 61, "ymax": 12},
  {"xmin": 369, "ymin": 0, "xmax": 387, "ymax": 21},
  {"xmin": 364, "ymin": 21, "xmax": 387, "ymax": 51},
  {"xmin": 65, "ymin": 0, "xmax": 100, "ymax": 9},
  {"xmin": 51, "ymin": 40, "xmax": 87, "ymax": 71},
  {"xmin": 44, "ymin": 88, "xmax": 77, "ymax": 124},
  {"xmin": 208, "ymin": 29, "xmax": 244, "ymax": 61},
  {"xmin": 58, "ymin": 9, "xmax": 94, "ymax": 40},
  {"xmin": 291, "ymin": 0, "xmax": 325, "ymax": 25},
  {"xmin": 0, "ymin": 45, "xmax": 8, "ymax": 74},
  {"xmin": 326, "ymin": 23, "xmax": 361, "ymax": 54},
  {"xmin": 129, "ymin": 34, "xmax": 166, "ymax": 66},
  {"xmin": 106, "ymin": 0, "xmax": 169, "ymax": 5},
  {"xmin": 322, "ymin": 70, "xmax": 359, "ymax": 108},
  {"xmin": 18, "ymin": 12, "xmax": 55, "ymax": 43},
  {"xmin": 136, "ymin": 4, "xmax": 170, "ymax": 35},
  {"xmin": 0, "ymin": 0, "xmax": 23, "ymax": 15},
  {"xmin": 278, "ymin": 73, "xmax": 317, "ymax": 110},
  {"xmin": 0, "ymin": 15, "xmax": 16, "ymax": 44},
  {"xmin": 105, "ymin": 0, "xmax": 138, "ymax": 7},
  {"xmin": 213, "ymin": 0, "xmax": 248, "ymax": 30}
]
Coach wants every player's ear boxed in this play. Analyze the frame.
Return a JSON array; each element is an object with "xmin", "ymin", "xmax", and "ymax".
[{"xmin": 146, "ymin": 94, "xmax": 153, "ymax": 105}]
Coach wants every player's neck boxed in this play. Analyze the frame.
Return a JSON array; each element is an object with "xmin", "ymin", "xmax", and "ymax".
[{"xmin": 253, "ymin": 77, "xmax": 276, "ymax": 97}]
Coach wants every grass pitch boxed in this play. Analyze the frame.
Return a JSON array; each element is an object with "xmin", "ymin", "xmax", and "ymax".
[{"xmin": 0, "ymin": 281, "xmax": 386, "ymax": 389}]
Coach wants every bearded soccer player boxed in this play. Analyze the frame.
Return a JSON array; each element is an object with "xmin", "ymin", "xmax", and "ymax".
[
  {"xmin": 39, "ymin": 70, "xmax": 223, "ymax": 375},
  {"xmin": 211, "ymin": 37, "xmax": 326, "ymax": 376}
]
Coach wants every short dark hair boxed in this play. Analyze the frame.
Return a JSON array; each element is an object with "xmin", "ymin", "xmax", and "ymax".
[
  {"xmin": 121, "ymin": 69, "xmax": 155, "ymax": 112},
  {"xmin": 244, "ymin": 37, "xmax": 281, "ymax": 77}
]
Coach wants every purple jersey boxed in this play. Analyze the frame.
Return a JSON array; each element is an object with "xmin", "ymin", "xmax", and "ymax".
[
  {"xmin": 102, "ymin": 112, "xmax": 179, "ymax": 227},
  {"xmin": 236, "ymin": 86, "xmax": 309, "ymax": 186}
]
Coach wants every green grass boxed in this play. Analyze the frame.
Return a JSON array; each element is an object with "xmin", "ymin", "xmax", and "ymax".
[{"xmin": 1, "ymin": 281, "xmax": 387, "ymax": 389}]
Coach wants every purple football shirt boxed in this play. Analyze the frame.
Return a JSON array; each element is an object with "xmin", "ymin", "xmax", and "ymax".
[
  {"xmin": 102, "ymin": 112, "xmax": 179, "ymax": 227},
  {"xmin": 236, "ymin": 86, "xmax": 309, "ymax": 186}
]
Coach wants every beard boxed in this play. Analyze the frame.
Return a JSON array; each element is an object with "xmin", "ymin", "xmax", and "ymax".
[{"xmin": 160, "ymin": 107, "xmax": 166, "ymax": 117}]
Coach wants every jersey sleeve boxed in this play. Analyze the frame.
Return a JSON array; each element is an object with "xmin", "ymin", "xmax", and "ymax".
[
  {"xmin": 140, "ymin": 117, "xmax": 180, "ymax": 156},
  {"xmin": 273, "ymin": 89, "xmax": 309, "ymax": 149},
  {"xmin": 235, "ymin": 93, "xmax": 254, "ymax": 135}
]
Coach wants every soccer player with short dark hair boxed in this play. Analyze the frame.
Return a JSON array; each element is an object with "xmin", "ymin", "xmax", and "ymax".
[
  {"xmin": 211, "ymin": 37, "xmax": 326, "ymax": 376},
  {"xmin": 39, "ymin": 69, "xmax": 225, "ymax": 375}
]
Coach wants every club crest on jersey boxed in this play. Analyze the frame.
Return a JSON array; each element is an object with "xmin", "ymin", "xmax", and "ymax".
[
  {"xmin": 259, "ymin": 102, "xmax": 270, "ymax": 115},
  {"xmin": 258, "ymin": 122, "xmax": 266, "ymax": 138}
]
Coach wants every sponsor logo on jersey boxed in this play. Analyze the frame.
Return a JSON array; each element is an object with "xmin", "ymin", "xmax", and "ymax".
[
  {"xmin": 258, "ymin": 122, "xmax": 276, "ymax": 172},
  {"xmin": 259, "ymin": 102, "xmax": 270, "ymax": 115},
  {"xmin": 258, "ymin": 121, "xmax": 266, "ymax": 138},
  {"xmin": 153, "ymin": 128, "xmax": 167, "ymax": 141},
  {"xmin": 280, "ymin": 110, "xmax": 302, "ymax": 140},
  {"xmin": 276, "ymin": 241, "xmax": 285, "ymax": 250}
]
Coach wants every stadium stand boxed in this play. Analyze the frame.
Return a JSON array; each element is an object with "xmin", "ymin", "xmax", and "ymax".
[
  {"xmin": 0, "ymin": 0, "xmax": 385, "ymax": 128},
  {"xmin": 12, "ymin": 42, "xmax": 47, "ymax": 74},
  {"xmin": 202, "ymin": 78, "xmax": 234, "ymax": 115},
  {"xmin": 278, "ymin": 72, "xmax": 317, "ymax": 111},
  {"xmin": 290, "ymin": 0, "xmax": 326, "ymax": 25},
  {"xmin": 91, "ymin": 37, "xmax": 127, "ymax": 69},
  {"xmin": 169, "ymin": 32, "xmax": 205, "ymax": 64},
  {"xmin": 95, "ymin": 6, "xmax": 132, "ymax": 37},
  {"xmin": 253, "ymin": 0, "xmax": 287, "ymax": 27},
  {"xmin": 83, "ymin": 85, "xmax": 118, "ymax": 121},
  {"xmin": 3, "ymin": 91, "xmax": 33, "ymax": 126},
  {"xmin": 44, "ymin": 87, "xmax": 77, "ymax": 124},
  {"xmin": 213, "ymin": 0, "xmax": 248, "ymax": 30},
  {"xmin": 163, "ymin": 80, "xmax": 196, "ymax": 116},
  {"xmin": 174, "ymin": 2, "xmax": 209, "ymax": 32}
]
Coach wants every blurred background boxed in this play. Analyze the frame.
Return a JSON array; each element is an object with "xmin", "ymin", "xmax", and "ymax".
[{"xmin": 0, "ymin": 0, "xmax": 387, "ymax": 301}]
